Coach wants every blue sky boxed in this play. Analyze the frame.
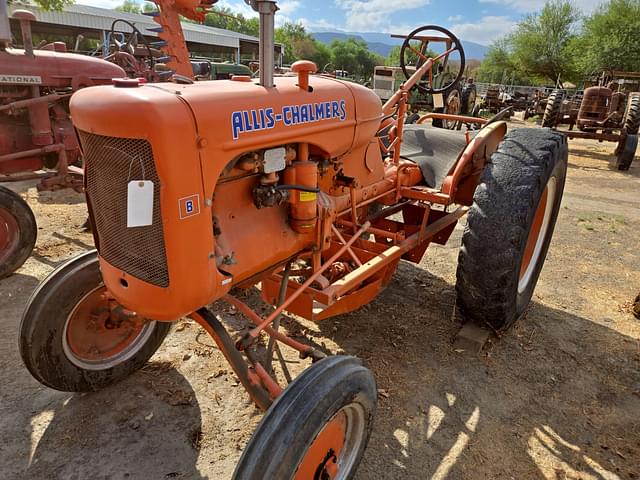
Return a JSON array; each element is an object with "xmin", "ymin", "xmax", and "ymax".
[{"xmin": 80, "ymin": 0, "xmax": 606, "ymax": 45}]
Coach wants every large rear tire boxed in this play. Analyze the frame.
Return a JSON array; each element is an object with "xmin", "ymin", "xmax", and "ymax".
[
  {"xmin": 455, "ymin": 128, "xmax": 568, "ymax": 331},
  {"xmin": 0, "ymin": 185, "xmax": 37, "ymax": 279},
  {"xmin": 19, "ymin": 250, "xmax": 172, "ymax": 392},
  {"xmin": 542, "ymin": 90, "xmax": 564, "ymax": 128},
  {"xmin": 233, "ymin": 356, "xmax": 376, "ymax": 480}
]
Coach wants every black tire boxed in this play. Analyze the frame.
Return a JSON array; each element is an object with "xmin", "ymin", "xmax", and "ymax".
[
  {"xmin": 542, "ymin": 90, "xmax": 564, "ymax": 128},
  {"xmin": 0, "ymin": 185, "xmax": 37, "ymax": 279},
  {"xmin": 461, "ymin": 83, "xmax": 477, "ymax": 114},
  {"xmin": 433, "ymin": 86, "xmax": 462, "ymax": 129},
  {"xmin": 456, "ymin": 128, "xmax": 568, "ymax": 331},
  {"xmin": 623, "ymin": 92, "xmax": 640, "ymax": 135},
  {"xmin": 19, "ymin": 250, "xmax": 172, "ymax": 392},
  {"xmin": 233, "ymin": 356, "xmax": 376, "ymax": 480},
  {"xmin": 405, "ymin": 112, "xmax": 420, "ymax": 124},
  {"xmin": 616, "ymin": 134, "xmax": 638, "ymax": 171}
]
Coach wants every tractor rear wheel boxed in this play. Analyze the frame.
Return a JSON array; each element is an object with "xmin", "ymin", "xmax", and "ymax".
[
  {"xmin": 623, "ymin": 92, "xmax": 640, "ymax": 135},
  {"xmin": 461, "ymin": 83, "xmax": 477, "ymax": 115},
  {"xmin": 433, "ymin": 86, "xmax": 462, "ymax": 129},
  {"xmin": 542, "ymin": 90, "xmax": 564, "ymax": 128},
  {"xmin": 233, "ymin": 356, "xmax": 376, "ymax": 480},
  {"xmin": 456, "ymin": 128, "xmax": 568, "ymax": 331},
  {"xmin": 19, "ymin": 250, "xmax": 171, "ymax": 392},
  {"xmin": 0, "ymin": 186, "xmax": 37, "ymax": 279}
]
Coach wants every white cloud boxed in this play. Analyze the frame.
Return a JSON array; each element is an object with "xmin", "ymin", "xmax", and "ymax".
[
  {"xmin": 297, "ymin": 17, "xmax": 339, "ymax": 31},
  {"xmin": 335, "ymin": 0, "xmax": 430, "ymax": 31},
  {"xmin": 479, "ymin": 0, "xmax": 604, "ymax": 13},
  {"xmin": 278, "ymin": 0, "xmax": 301, "ymax": 15},
  {"xmin": 448, "ymin": 15, "xmax": 463, "ymax": 22},
  {"xmin": 450, "ymin": 15, "xmax": 516, "ymax": 45}
]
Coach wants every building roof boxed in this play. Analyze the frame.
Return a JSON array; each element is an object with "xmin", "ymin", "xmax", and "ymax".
[{"xmin": 9, "ymin": 3, "xmax": 262, "ymax": 49}]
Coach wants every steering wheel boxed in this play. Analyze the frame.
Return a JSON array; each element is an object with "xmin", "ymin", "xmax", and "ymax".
[
  {"xmin": 109, "ymin": 19, "xmax": 155, "ymax": 71},
  {"xmin": 400, "ymin": 25, "xmax": 465, "ymax": 95}
]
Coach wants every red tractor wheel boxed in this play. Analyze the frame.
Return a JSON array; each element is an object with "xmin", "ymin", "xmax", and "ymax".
[
  {"xmin": 0, "ymin": 185, "xmax": 37, "ymax": 279},
  {"xmin": 233, "ymin": 356, "xmax": 376, "ymax": 480},
  {"xmin": 19, "ymin": 250, "xmax": 171, "ymax": 392}
]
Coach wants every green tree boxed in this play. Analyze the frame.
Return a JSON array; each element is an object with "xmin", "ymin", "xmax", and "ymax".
[
  {"xmin": 577, "ymin": 0, "xmax": 640, "ymax": 75},
  {"xmin": 8, "ymin": 0, "xmax": 73, "ymax": 10},
  {"xmin": 509, "ymin": 0, "xmax": 580, "ymax": 84},
  {"xmin": 330, "ymin": 37, "xmax": 383, "ymax": 81},
  {"xmin": 115, "ymin": 0, "xmax": 142, "ymax": 14}
]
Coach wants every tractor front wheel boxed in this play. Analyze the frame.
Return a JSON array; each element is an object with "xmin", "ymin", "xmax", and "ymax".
[
  {"xmin": 456, "ymin": 128, "xmax": 568, "ymax": 331},
  {"xmin": 616, "ymin": 134, "xmax": 638, "ymax": 171},
  {"xmin": 0, "ymin": 185, "xmax": 37, "ymax": 279},
  {"xmin": 19, "ymin": 250, "xmax": 171, "ymax": 392},
  {"xmin": 233, "ymin": 356, "xmax": 376, "ymax": 480}
]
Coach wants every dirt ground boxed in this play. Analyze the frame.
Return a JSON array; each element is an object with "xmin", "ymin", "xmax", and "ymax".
[{"xmin": 1, "ymin": 127, "xmax": 639, "ymax": 480}]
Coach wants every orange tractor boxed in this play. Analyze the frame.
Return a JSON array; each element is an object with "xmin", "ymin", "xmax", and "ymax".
[{"xmin": 19, "ymin": 1, "xmax": 568, "ymax": 477}]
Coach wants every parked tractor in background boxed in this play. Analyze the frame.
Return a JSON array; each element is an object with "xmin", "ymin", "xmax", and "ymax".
[
  {"xmin": 19, "ymin": 1, "xmax": 568, "ymax": 476},
  {"xmin": 373, "ymin": 32, "xmax": 477, "ymax": 129},
  {"xmin": 0, "ymin": 2, "xmax": 125, "ymax": 279},
  {"xmin": 543, "ymin": 71, "xmax": 639, "ymax": 170}
]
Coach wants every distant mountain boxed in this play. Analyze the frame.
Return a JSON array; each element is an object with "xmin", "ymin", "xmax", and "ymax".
[{"xmin": 311, "ymin": 31, "xmax": 489, "ymax": 61}]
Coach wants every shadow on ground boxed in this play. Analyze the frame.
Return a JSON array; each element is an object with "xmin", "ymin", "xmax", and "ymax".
[
  {"xmin": 1, "ymin": 363, "xmax": 205, "ymax": 480},
  {"xmin": 292, "ymin": 262, "xmax": 640, "ymax": 480}
]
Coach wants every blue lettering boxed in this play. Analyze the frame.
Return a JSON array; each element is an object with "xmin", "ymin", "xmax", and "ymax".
[
  {"xmin": 251, "ymin": 110, "xmax": 261, "ymax": 130},
  {"xmin": 231, "ymin": 111, "xmax": 244, "ymax": 139},
  {"xmin": 291, "ymin": 105, "xmax": 301, "ymax": 124},
  {"xmin": 331, "ymin": 101, "xmax": 339, "ymax": 118},
  {"xmin": 300, "ymin": 105, "xmax": 309, "ymax": 123},
  {"xmin": 265, "ymin": 108, "xmax": 275, "ymax": 128},
  {"xmin": 324, "ymin": 102, "xmax": 331, "ymax": 118},
  {"xmin": 283, "ymin": 106, "xmax": 292, "ymax": 126},
  {"xmin": 259, "ymin": 109, "xmax": 266, "ymax": 129},
  {"xmin": 186, "ymin": 200, "xmax": 193, "ymax": 213},
  {"xmin": 339, "ymin": 100, "xmax": 347, "ymax": 121},
  {"xmin": 242, "ymin": 111, "xmax": 253, "ymax": 132},
  {"xmin": 315, "ymin": 103, "xmax": 325, "ymax": 120},
  {"xmin": 307, "ymin": 104, "xmax": 315, "ymax": 122}
]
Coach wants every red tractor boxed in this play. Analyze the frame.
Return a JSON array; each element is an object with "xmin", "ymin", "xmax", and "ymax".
[
  {"xmin": 19, "ymin": 2, "xmax": 568, "ymax": 477},
  {"xmin": 0, "ymin": 3, "xmax": 125, "ymax": 278},
  {"xmin": 542, "ymin": 71, "xmax": 640, "ymax": 170}
]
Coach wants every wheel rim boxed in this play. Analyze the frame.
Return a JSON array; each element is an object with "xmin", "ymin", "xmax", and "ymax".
[
  {"xmin": 445, "ymin": 91, "xmax": 461, "ymax": 129},
  {"xmin": 518, "ymin": 176, "xmax": 557, "ymax": 294},
  {"xmin": 294, "ymin": 403, "xmax": 366, "ymax": 480},
  {"xmin": 0, "ymin": 207, "xmax": 20, "ymax": 264},
  {"xmin": 62, "ymin": 285, "xmax": 157, "ymax": 370}
]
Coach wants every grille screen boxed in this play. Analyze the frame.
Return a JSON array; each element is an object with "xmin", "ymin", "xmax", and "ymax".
[{"xmin": 79, "ymin": 131, "xmax": 169, "ymax": 287}]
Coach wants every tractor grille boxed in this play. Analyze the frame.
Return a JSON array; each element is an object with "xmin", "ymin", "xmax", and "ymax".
[{"xmin": 78, "ymin": 131, "xmax": 169, "ymax": 287}]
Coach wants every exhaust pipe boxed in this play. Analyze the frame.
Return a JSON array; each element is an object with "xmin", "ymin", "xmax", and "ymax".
[{"xmin": 246, "ymin": 0, "xmax": 278, "ymax": 88}]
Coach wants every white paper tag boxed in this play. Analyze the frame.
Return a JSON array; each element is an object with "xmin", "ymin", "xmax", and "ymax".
[
  {"xmin": 433, "ymin": 93, "xmax": 444, "ymax": 109},
  {"xmin": 127, "ymin": 180, "xmax": 154, "ymax": 227}
]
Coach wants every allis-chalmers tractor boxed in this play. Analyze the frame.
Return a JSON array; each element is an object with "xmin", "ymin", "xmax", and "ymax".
[
  {"xmin": 19, "ymin": 1, "xmax": 568, "ymax": 478},
  {"xmin": 0, "ymin": 2, "xmax": 125, "ymax": 279},
  {"xmin": 542, "ymin": 71, "xmax": 640, "ymax": 171}
]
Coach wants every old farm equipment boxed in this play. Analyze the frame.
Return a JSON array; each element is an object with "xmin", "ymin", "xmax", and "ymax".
[
  {"xmin": 373, "ymin": 28, "xmax": 475, "ymax": 129},
  {"xmin": 19, "ymin": 2, "xmax": 568, "ymax": 477},
  {"xmin": 0, "ymin": 3, "xmax": 125, "ymax": 278},
  {"xmin": 543, "ymin": 71, "xmax": 640, "ymax": 170}
]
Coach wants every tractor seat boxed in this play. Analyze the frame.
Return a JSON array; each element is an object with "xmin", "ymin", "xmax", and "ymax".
[{"xmin": 400, "ymin": 124, "xmax": 473, "ymax": 189}]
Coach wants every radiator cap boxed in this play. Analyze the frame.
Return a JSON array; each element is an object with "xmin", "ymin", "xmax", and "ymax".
[{"xmin": 113, "ymin": 78, "xmax": 141, "ymax": 88}]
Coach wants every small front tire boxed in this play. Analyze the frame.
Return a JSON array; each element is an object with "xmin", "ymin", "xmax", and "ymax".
[
  {"xmin": 19, "ymin": 250, "xmax": 172, "ymax": 392},
  {"xmin": 233, "ymin": 356, "xmax": 376, "ymax": 480}
]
